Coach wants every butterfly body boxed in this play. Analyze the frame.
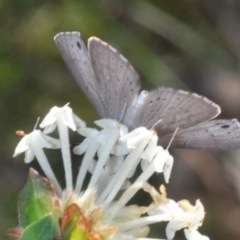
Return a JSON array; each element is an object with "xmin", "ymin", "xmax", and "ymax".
[{"xmin": 54, "ymin": 32, "xmax": 240, "ymax": 150}]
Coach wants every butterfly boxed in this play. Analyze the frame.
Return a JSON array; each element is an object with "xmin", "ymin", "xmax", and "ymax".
[{"xmin": 54, "ymin": 31, "xmax": 240, "ymax": 150}]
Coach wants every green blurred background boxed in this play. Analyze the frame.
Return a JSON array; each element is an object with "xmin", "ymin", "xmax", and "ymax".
[{"xmin": 2, "ymin": 0, "xmax": 240, "ymax": 239}]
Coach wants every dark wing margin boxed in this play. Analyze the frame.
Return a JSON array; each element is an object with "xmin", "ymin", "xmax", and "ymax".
[{"xmin": 158, "ymin": 119, "xmax": 240, "ymax": 150}]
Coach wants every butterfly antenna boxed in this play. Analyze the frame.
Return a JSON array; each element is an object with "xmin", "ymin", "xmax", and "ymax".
[
  {"xmin": 166, "ymin": 127, "xmax": 179, "ymax": 150},
  {"xmin": 119, "ymin": 103, "xmax": 128, "ymax": 123},
  {"xmin": 33, "ymin": 117, "xmax": 40, "ymax": 131},
  {"xmin": 64, "ymin": 102, "xmax": 70, "ymax": 107},
  {"xmin": 151, "ymin": 119, "xmax": 163, "ymax": 131}
]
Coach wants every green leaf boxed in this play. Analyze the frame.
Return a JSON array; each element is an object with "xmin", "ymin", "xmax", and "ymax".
[
  {"xmin": 18, "ymin": 168, "xmax": 61, "ymax": 229},
  {"xmin": 19, "ymin": 214, "xmax": 55, "ymax": 240},
  {"xmin": 60, "ymin": 203, "xmax": 89, "ymax": 240}
]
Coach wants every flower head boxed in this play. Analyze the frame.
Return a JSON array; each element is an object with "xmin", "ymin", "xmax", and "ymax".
[{"xmin": 12, "ymin": 106, "xmax": 210, "ymax": 240}]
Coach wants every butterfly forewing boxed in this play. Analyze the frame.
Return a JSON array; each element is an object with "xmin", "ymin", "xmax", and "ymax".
[
  {"xmin": 158, "ymin": 119, "xmax": 240, "ymax": 150},
  {"xmin": 88, "ymin": 37, "xmax": 141, "ymax": 120},
  {"xmin": 54, "ymin": 32, "xmax": 107, "ymax": 117},
  {"xmin": 129, "ymin": 87, "xmax": 221, "ymax": 133}
]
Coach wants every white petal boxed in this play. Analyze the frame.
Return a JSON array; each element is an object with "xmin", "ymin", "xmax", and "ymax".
[
  {"xmin": 94, "ymin": 118, "xmax": 118, "ymax": 128},
  {"xmin": 96, "ymin": 127, "xmax": 120, "ymax": 157},
  {"xmin": 61, "ymin": 106, "xmax": 77, "ymax": 130},
  {"xmin": 73, "ymin": 137, "xmax": 91, "ymax": 155},
  {"xmin": 166, "ymin": 221, "xmax": 177, "ymax": 240},
  {"xmin": 111, "ymin": 142, "xmax": 130, "ymax": 156},
  {"xmin": 184, "ymin": 229, "xmax": 209, "ymax": 240},
  {"xmin": 152, "ymin": 147, "xmax": 170, "ymax": 173},
  {"xmin": 121, "ymin": 128, "xmax": 152, "ymax": 148},
  {"xmin": 119, "ymin": 124, "xmax": 128, "ymax": 136},
  {"xmin": 96, "ymin": 128, "xmax": 111, "ymax": 143},
  {"xmin": 24, "ymin": 148, "xmax": 35, "ymax": 163},
  {"xmin": 141, "ymin": 134, "xmax": 158, "ymax": 161},
  {"xmin": 188, "ymin": 200, "xmax": 205, "ymax": 229},
  {"xmin": 163, "ymin": 155, "xmax": 174, "ymax": 183},
  {"xmin": 40, "ymin": 106, "xmax": 60, "ymax": 128},
  {"xmin": 72, "ymin": 113, "xmax": 86, "ymax": 129},
  {"xmin": 41, "ymin": 134, "xmax": 61, "ymax": 149},
  {"xmin": 42, "ymin": 123, "xmax": 57, "ymax": 134},
  {"xmin": 166, "ymin": 199, "xmax": 183, "ymax": 212},
  {"xmin": 120, "ymin": 127, "xmax": 147, "ymax": 142},
  {"xmin": 32, "ymin": 130, "xmax": 60, "ymax": 149},
  {"xmin": 166, "ymin": 221, "xmax": 188, "ymax": 240},
  {"xmin": 13, "ymin": 135, "xmax": 30, "ymax": 157},
  {"xmin": 147, "ymin": 207, "xmax": 165, "ymax": 216},
  {"xmin": 147, "ymin": 198, "xmax": 180, "ymax": 216},
  {"xmin": 77, "ymin": 127, "xmax": 98, "ymax": 137}
]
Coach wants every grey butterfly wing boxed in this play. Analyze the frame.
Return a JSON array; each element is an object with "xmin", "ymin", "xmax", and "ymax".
[
  {"xmin": 54, "ymin": 32, "xmax": 106, "ymax": 117},
  {"xmin": 128, "ymin": 87, "xmax": 221, "ymax": 133},
  {"xmin": 88, "ymin": 37, "xmax": 141, "ymax": 120},
  {"xmin": 158, "ymin": 119, "xmax": 240, "ymax": 150}
]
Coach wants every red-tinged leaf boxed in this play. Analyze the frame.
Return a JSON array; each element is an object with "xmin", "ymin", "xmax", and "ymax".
[
  {"xmin": 60, "ymin": 203, "xmax": 89, "ymax": 240},
  {"xmin": 18, "ymin": 168, "xmax": 61, "ymax": 230}
]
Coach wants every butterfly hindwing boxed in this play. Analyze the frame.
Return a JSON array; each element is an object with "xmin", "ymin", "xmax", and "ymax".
[
  {"xmin": 158, "ymin": 119, "xmax": 240, "ymax": 150},
  {"xmin": 129, "ymin": 87, "xmax": 221, "ymax": 133}
]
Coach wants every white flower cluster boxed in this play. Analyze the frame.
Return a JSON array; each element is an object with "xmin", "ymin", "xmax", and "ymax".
[{"xmin": 13, "ymin": 105, "xmax": 209, "ymax": 240}]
